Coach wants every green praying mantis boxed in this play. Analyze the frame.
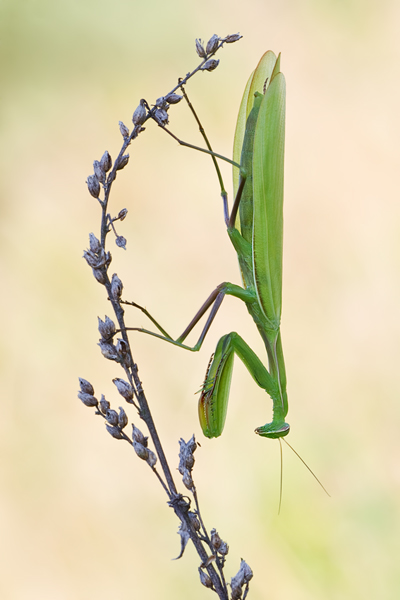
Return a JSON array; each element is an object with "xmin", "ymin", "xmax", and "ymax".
[{"xmin": 130, "ymin": 51, "xmax": 328, "ymax": 499}]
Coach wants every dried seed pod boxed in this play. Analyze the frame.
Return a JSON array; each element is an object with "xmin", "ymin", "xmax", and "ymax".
[
  {"xmin": 201, "ymin": 59, "xmax": 219, "ymax": 72},
  {"xmin": 206, "ymin": 34, "xmax": 219, "ymax": 54},
  {"xmin": 133, "ymin": 440, "xmax": 149, "ymax": 461},
  {"xmin": 154, "ymin": 108, "xmax": 169, "ymax": 126},
  {"xmin": 118, "ymin": 406, "xmax": 128, "ymax": 428},
  {"xmin": 92, "ymin": 268, "xmax": 106, "ymax": 284},
  {"xmin": 240, "ymin": 560, "xmax": 253, "ymax": 583},
  {"xmin": 132, "ymin": 99, "xmax": 147, "ymax": 126},
  {"xmin": 86, "ymin": 174, "xmax": 100, "ymax": 198},
  {"xmin": 89, "ymin": 233, "xmax": 102, "ymax": 254},
  {"xmin": 116, "ymin": 154, "xmax": 129, "ymax": 170},
  {"xmin": 93, "ymin": 160, "xmax": 105, "ymax": 184},
  {"xmin": 178, "ymin": 436, "xmax": 197, "ymax": 474},
  {"xmin": 113, "ymin": 378, "xmax": 134, "ymax": 402},
  {"xmin": 100, "ymin": 150, "xmax": 112, "ymax": 172},
  {"xmin": 78, "ymin": 391, "xmax": 98, "ymax": 407},
  {"xmin": 132, "ymin": 424, "xmax": 148, "ymax": 446},
  {"xmin": 99, "ymin": 394, "xmax": 110, "ymax": 414},
  {"xmin": 155, "ymin": 96, "xmax": 167, "ymax": 109},
  {"xmin": 218, "ymin": 541, "xmax": 229, "ymax": 556},
  {"xmin": 165, "ymin": 93, "xmax": 182, "ymax": 104},
  {"xmin": 195, "ymin": 38, "xmax": 206, "ymax": 58},
  {"xmin": 146, "ymin": 449, "xmax": 157, "ymax": 467},
  {"xmin": 225, "ymin": 33, "xmax": 242, "ymax": 43},
  {"xmin": 199, "ymin": 569, "xmax": 213, "ymax": 589},
  {"xmin": 84, "ymin": 249, "xmax": 101, "ymax": 269},
  {"xmin": 115, "ymin": 236, "xmax": 126, "ymax": 249},
  {"xmin": 98, "ymin": 315, "xmax": 116, "ymax": 340},
  {"xmin": 99, "ymin": 340, "xmax": 118, "ymax": 361},
  {"xmin": 79, "ymin": 378, "xmax": 94, "ymax": 395},
  {"xmin": 106, "ymin": 424, "xmax": 123, "ymax": 439},
  {"xmin": 106, "ymin": 409, "xmax": 119, "ymax": 426},
  {"xmin": 110, "ymin": 273, "xmax": 123, "ymax": 300},
  {"xmin": 116, "ymin": 339, "xmax": 129, "ymax": 363},
  {"xmin": 119, "ymin": 121, "xmax": 129, "ymax": 137},
  {"xmin": 188, "ymin": 511, "xmax": 200, "ymax": 531},
  {"xmin": 210, "ymin": 528, "xmax": 222, "ymax": 550},
  {"xmin": 182, "ymin": 469, "xmax": 194, "ymax": 491},
  {"xmin": 117, "ymin": 208, "xmax": 128, "ymax": 221}
]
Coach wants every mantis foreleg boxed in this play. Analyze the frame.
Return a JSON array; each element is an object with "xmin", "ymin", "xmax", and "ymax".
[{"xmin": 198, "ymin": 332, "xmax": 289, "ymax": 439}]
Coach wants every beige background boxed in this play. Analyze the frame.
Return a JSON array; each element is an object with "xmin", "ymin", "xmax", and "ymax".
[{"xmin": 1, "ymin": 0, "xmax": 400, "ymax": 598}]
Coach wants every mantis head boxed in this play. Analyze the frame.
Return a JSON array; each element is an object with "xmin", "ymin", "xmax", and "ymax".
[{"xmin": 255, "ymin": 421, "xmax": 290, "ymax": 439}]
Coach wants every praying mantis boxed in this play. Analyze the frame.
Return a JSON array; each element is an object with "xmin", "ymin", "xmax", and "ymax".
[
  {"xmin": 131, "ymin": 49, "xmax": 292, "ymax": 438},
  {"xmin": 129, "ymin": 50, "xmax": 329, "ymax": 500}
]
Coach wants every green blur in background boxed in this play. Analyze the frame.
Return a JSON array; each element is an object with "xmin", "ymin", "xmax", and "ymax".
[{"xmin": 1, "ymin": 0, "xmax": 400, "ymax": 598}]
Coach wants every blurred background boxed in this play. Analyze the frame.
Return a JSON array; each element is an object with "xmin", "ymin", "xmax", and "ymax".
[{"xmin": 1, "ymin": 0, "xmax": 400, "ymax": 598}]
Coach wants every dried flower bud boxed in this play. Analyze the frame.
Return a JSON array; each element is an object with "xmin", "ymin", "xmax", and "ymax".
[
  {"xmin": 206, "ymin": 34, "xmax": 219, "ymax": 54},
  {"xmin": 201, "ymin": 59, "xmax": 219, "ymax": 72},
  {"xmin": 119, "ymin": 121, "xmax": 129, "ymax": 137},
  {"xmin": 210, "ymin": 529, "xmax": 222, "ymax": 550},
  {"xmin": 230, "ymin": 559, "xmax": 252, "ymax": 600},
  {"xmin": 187, "ymin": 435, "xmax": 197, "ymax": 453},
  {"xmin": 98, "ymin": 315, "xmax": 116, "ymax": 340},
  {"xmin": 105, "ymin": 409, "xmax": 119, "ymax": 426},
  {"xmin": 110, "ymin": 273, "xmax": 123, "ymax": 300},
  {"xmin": 133, "ymin": 440, "xmax": 149, "ymax": 461},
  {"xmin": 225, "ymin": 33, "xmax": 242, "ymax": 43},
  {"xmin": 84, "ymin": 250, "xmax": 102, "ymax": 269},
  {"xmin": 116, "ymin": 154, "xmax": 129, "ymax": 170},
  {"xmin": 106, "ymin": 424, "xmax": 123, "ymax": 439},
  {"xmin": 182, "ymin": 469, "xmax": 194, "ymax": 491},
  {"xmin": 99, "ymin": 340, "xmax": 118, "ymax": 361},
  {"xmin": 230, "ymin": 582, "xmax": 242, "ymax": 600},
  {"xmin": 89, "ymin": 233, "xmax": 101, "ymax": 254},
  {"xmin": 115, "ymin": 236, "xmax": 126, "ymax": 249},
  {"xmin": 99, "ymin": 394, "xmax": 110, "ymax": 414},
  {"xmin": 154, "ymin": 108, "xmax": 169, "ymax": 126},
  {"xmin": 155, "ymin": 96, "xmax": 167, "ymax": 109},
  {"xmin": 178, "ymin": 436, "xmax": 197, "ymax": 474},
  {"xmin": 195, "ymin": 38, "xmax": 206, "ymax": 58},
  {"xmin": 132, "ymin": 424, "xmax": 147, "ymax": 446},
  {"xmin": 118, "ymin": 406, "xmax": 128, "ymax": 428},
  {"xmin": 93, "ymin": 160, "xmax": 105, "ymax": 184},
  {"xmin": 165, "ymin": 93, "xmax": 182, "ymax": 104},
  {"xmin": 199, "ymin": 569, "xmax": 213, "ymax": 589},
  {"xmin": 113, "ymin": 378, "xmax": 134, "ymax": 401},
  {"xmin": 188, "ymin": 511, "xmax": 200, "ymax": 531},
  {"xmin": 240, "ymin": 560, "xmax": 253, "ymax": 583},
  {"xmin": 92, "ymin": 268, "xmax": 106, "ymax": 284},
  {"xmin": 132, "ymin": 99, "xmax": 147, "ymax": 126},
  {"xmin": 146, "ymin": 449, "xmax": 157, "ymax": 467},
  {"xmin": 100, "ymin": 151, "xmax": 112, "ymax": 172},
  {"xmin": 79, "ymin": 378, "xmax": 94, "ymax": 395},
  {"xmin": 218, "ymin": 541, "xmax": 229, "ymax": 556},
  {"xmin": 78, "ymin": 391, "xmax": 98, "ymax": 407},
  {"xmin": 118, "ymin": 208, "xmax": 128, "ymax": 221},
  {"xmin": 86, "ymin": 174, "xmax": 100, "ymax": 198},
  {"xmin": 116, "ymin": 339, "xmax": 129, "ymax": 364}
]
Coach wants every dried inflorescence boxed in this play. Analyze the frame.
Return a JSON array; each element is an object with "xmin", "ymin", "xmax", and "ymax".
[
  {"xmin": 79, "ymin": 33, "xmax": 253, "ymax": 600},
  {"xmin": 230, "ymin": 560, "xmax": 253, "ymax": 600},
  {"xmin": 178, "ymin": 435, "xmax": 197, "ymax": 492}
]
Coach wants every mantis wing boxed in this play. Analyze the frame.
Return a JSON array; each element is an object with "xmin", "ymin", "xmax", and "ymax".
[
  {"xmin": 232, "ymin": 51, "xmax": 279, "ymax": 201},
  {"xmin": 252, "ymin": 71, "xmax": 286, "ymax": 327}
]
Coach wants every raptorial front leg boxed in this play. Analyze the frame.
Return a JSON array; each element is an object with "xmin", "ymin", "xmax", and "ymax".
[{"xmin": 198, "ymin": 332, "xmax": 290, "ymax": 439}]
